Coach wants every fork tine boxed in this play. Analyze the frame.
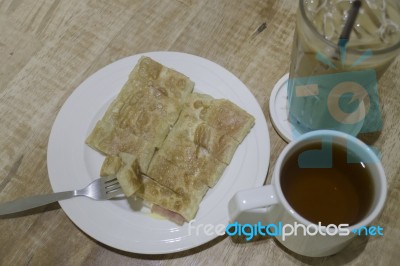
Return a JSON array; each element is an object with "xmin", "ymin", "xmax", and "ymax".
[
  {"xmin": 101, "ymin": 176, "xmax": 122, "ymax": 196},
  {"xmin": 104, "ymin": 178, "xmax": 119, "ymax": 186},
  {"xmin": 104, "ymin": 178, "xmax": 119, "ymax": 189},
  {"xmin": 105, "ymin": 188, "xmax": 123, "ymax": 199},
  {"xmin": 102, "ymin": 175, "xmax": 118, "ymax": 183},
  {"xmin": 105, "ymin": 184, "xmax": 121, "ymax": 193}
]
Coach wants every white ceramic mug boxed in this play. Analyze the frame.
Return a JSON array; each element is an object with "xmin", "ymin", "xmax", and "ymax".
[{"xmin": 228, "ymin": 130, "xmax": 387, "ymax": 257}]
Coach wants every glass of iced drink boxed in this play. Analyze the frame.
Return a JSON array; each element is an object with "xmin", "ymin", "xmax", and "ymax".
[{"xmin": 288, "ymin": 0, "xmax": 400, "ymax": 136}]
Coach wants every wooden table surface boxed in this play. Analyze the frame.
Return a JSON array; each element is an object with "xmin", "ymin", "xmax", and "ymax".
[{"xmin": 1, "ymin": 0, "xmax": 399, "ymax": 265}]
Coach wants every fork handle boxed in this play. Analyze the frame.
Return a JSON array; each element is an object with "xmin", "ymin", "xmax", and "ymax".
[{"xmin": 0, "ymin": 191, "xmax": 75, "ymax": 215}]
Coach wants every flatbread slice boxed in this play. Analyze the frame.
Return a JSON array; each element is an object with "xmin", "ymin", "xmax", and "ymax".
[
  {"xmin": 136, "ymin": 176, "xmax": 201, "ymax": 222},
  {"xmin": 86, "ymin": 120, "xmax": 155, "ymax": 170},
  {"xmin": 180, "ymin": 93, "xmax": 254, "ymax": 143},
  {"xmin": 202, "ymin": 99, "xmax": 255, "ymax": 143},
  {"xmin": 86, "ymin": 56, "xmax": 195, "ymax": 171},
  {"xmin": 152, "ymin": 137, "xmax": 227, "ymax": 188},
  {"xmin": 147, "ymin": 152, "xmax": 209, "ymax": 196},
  {"xmin": 167, "ymin": 110, "xmax": 240, "ymax": 164},
  {"xmin": 126, "ymin": 56, "xmax": 194, "ymax": 105},
  {"xmin": 100, "ymin": 153, "xmax": 201, "ymax": 221},
  {"xmin": 181, "ymin": 92, "xmax": 213, "ymax": 120},
  {"xmin": 104, "ymin": 87, "xmax": 181, "ymax": 127},
  {"xmin": 112, "ymin": 102, "xmax": 173, "ymax": 147},
  {"xmin": 100, "ymin": 153, "xmax": 142, "ymax": 197}
]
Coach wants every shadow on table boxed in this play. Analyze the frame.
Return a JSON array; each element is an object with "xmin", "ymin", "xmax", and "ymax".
[
  {"xmin": 99, "ymin": 234, "xmax": 367, "ymax": 263},
  {"xmin": 0, "ymin": 202, "xmax": 61, "ymax": 219},
  {"xmin": 88, "ymin": 221, "xmax": 368, "ymax": 263},
  {"xmin": 273, "ymin": 235, "xmax": 369, "ymax": 265},
  {"xmin": 357, "ymin": 131, "xmax": 382, "ymax": 146},
  {"xmin": 96, "ymin": 234, "xmax": 227, "ymax": 260}
]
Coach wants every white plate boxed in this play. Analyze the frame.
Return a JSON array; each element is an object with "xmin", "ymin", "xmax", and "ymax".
[{"xmin": 47, "ymin": 51, "xmax": 270, "ymax": 254}]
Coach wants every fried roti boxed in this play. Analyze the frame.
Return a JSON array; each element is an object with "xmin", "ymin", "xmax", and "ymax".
[
  {"xmin": 89, "ymin": 57, "xmax": 255, "ymax": 224},
  {"xmin": 86, "ymin": 56, "xmax": 194, "ymax": 171}
]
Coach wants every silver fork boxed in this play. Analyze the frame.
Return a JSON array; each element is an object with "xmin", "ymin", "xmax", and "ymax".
[{"xmin": 0, "ymin": 176, "xmax": 122, "ymax": 215}]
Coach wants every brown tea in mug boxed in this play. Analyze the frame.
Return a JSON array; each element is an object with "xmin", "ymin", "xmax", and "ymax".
[{"xmin": 280, "ymin": 141, "xmax": 374, "ymax": 226}]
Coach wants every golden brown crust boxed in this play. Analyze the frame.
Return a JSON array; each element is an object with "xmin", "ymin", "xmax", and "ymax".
[
  {"xmin": 147, "ymin": 153, "xmax": 209, "ymax": 198},
  {"xmin": 167, "ymin": 110, "xmax": 240, "ymax": 164},
  {"xmin": 116, "ymin": 154, "xmax": 143, "ymax": 197},
  {"xmin": 100, "ymin": 156, "xmax": 122, "ymax": 177},
  {"xmin": 86, "ymin": 56, "xmax": 194, "ymax": 172},
  {"xmin": 88, "ymin": 57, "xmax": 255, "ymax": 223},
  {"xmin": 85, "ymin": 120, "xmax": 155, "ymax": 170},
  {"xmin": 100, "ymin": 153, "xmax": 143, "ymax": 197},
  {"xmin": 99, "ymin": 153, "xmax": 201, "ymax": 221},
  {"xmin": 202, "ymin": 99, "xmax": 255, "ymax": 143},
  {"xmin": 136, "ymin": 175, "xmax": 200, "ymax": 221}
]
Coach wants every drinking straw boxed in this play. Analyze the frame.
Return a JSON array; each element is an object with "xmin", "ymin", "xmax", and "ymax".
[
  {"xmin": 335, "ymin": 0, "xmax": 362, "ymax": 63},
  {"xmin": 338, "ymin": 0, "xmax": 362, "ymax": 48}
]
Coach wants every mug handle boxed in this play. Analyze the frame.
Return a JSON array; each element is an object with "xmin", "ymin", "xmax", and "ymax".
[{"xmin": 228, "ymin": 185, "xmax": 279, "ymax": 222}]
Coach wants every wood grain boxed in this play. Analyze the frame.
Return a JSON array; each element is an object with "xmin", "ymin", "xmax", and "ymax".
[{"xmin": 0, "ymin": 0, "xmax": 399, "ymax": 265}]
